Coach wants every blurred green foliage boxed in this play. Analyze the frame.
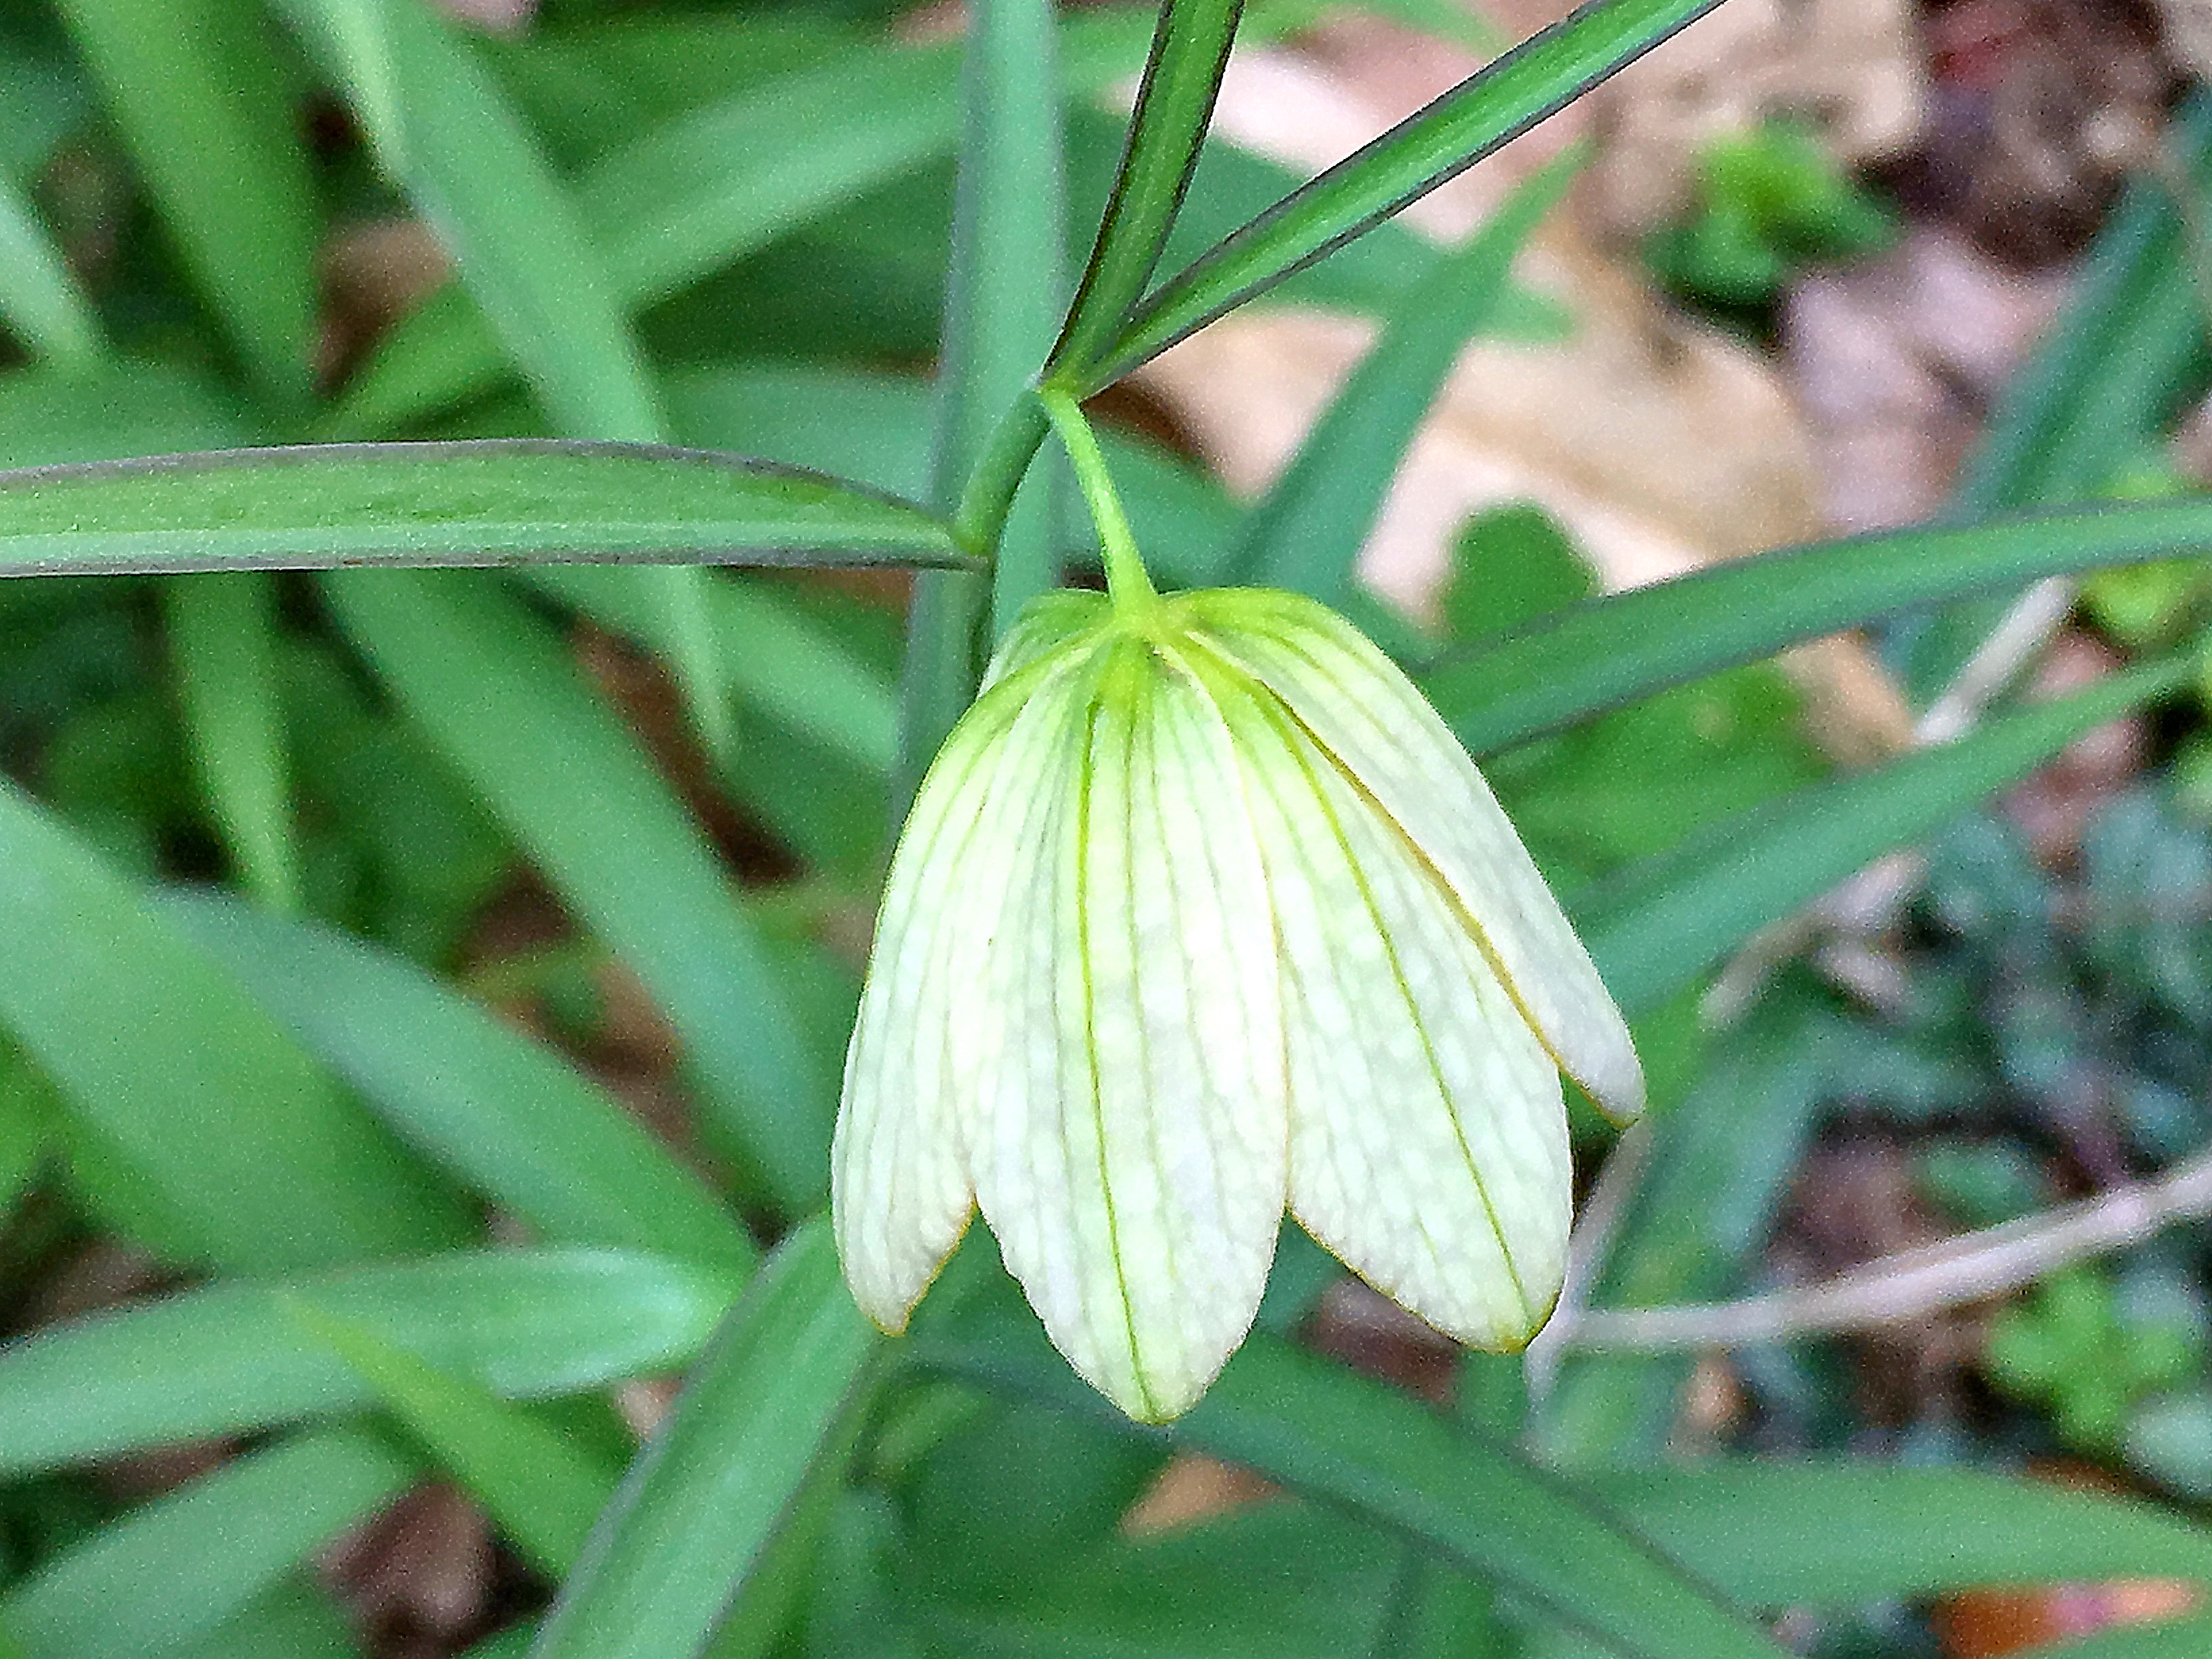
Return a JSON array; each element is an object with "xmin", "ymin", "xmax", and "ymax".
[{"xmin": 1646, "ymin": 118, "xmax": 1896, "ymax": 313}]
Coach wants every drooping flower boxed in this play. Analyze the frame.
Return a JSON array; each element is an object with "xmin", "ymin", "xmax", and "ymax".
[{"xmin": 833, "ymin": 580, "xmax": 1644, "ymax": 1423}]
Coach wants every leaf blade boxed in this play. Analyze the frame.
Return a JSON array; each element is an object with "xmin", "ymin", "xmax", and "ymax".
[
  {"xmin": 0, "ymin": 441, "xmax": 968, "ymax": 577},
  {"xmin": 0, "ymin": 171, "xmax": 100, "ymax": 368},
  {"xmin": 1093, "ymin": 0, "xmax": 1721, "ymax": 385},
  {"xmin": 1581, "ymin": 657, "xmax": 2196, "ymax": 1015},
  {"xmin": 158, "ymin": 891, "xmax": 757, "ymax": 1270},
  {"xmin": 525, "ymin": 1220, "xmax": 876, "ymax": 1659},
  {"xmin": 286, "ymin": 1299, "xmax": 620, "ymax": 1578},
  {"xmin": 0, "ymin": 781, "xmax": 467, "ymax": 1271},
  {"xmin": 1046, "ymin": 0, "xmax": 1243, "ymax": 386},
  {"xmin": 1423, "ymin": 497, "xmax": 2212, "ymax": 757},
  {"xmin": 165, "ymin": 572, "xmax": 302, "ymax": 911},
  {"xmin": 0, "ymin": 1428, "xmax": 415, "ymax": 1659},
  {"xmin": 926, "ymin": 1309, "xmax": 1785, "ymax": 1659},
  {"xmin": 52, "ymin": 0, "xmax": 317, "ymax": 400},
  {"xmin": 320, "ymin": 568, "xmax": 831, "ymax": 1211},
  {"xmin": 0, "ymin": 1248, "xmax": 740, "ymax": 1474},
  {"xmin": 1228, "ymin": 148, "xmax": 1578, "ymax": 595}
]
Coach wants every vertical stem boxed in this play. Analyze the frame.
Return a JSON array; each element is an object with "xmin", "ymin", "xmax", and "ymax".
[{"xmin": 892, "ymin": 0, "xmax": 1067, "ymax": 818}]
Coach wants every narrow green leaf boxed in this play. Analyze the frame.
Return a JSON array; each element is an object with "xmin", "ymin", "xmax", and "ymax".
[
  {"xmin": 157, "ymin": 891, "xmax": 757, "ymax": 1271},
  {"xmin": 322, "ymin": 9, "xmax": 1162, "ymax": 442},
  {"xmin": 1046, "ymin": 0, "xmax": 1243, "ymax": 385},
  {"xmin": 274, "ymin": 0, "xmax": 729, "ymax": 750},
  {"xmin": 926, "ymin": 1308, "xmax": 1785, "ymax": 1659},
  {"xmin": 950, "ymin": 0, "xmax": 1065, "ymax": 634},
  {"xmin": 0, "ymin": 1248, "xmax": 740, "ymax": 1474},
  {"xmin": 166, "ymin": 1580, "xmax": 365, "ymax": 1659},
  {"xmin": 1582, "ymin": 657, "xmax": 2196, "ymax": 1015},
  {"xmin": 0, "ymin": 359, "xmax": 249, "ymax": 466},
  {"xmin": 1228, "ymin": 148, "xmax": 1577, "ymax": 595},
  {"xmin": 0, "ymin": 1428, "xmax": 415, "ymax": 1659},
  {"xmin": 0, "ymin": 1056, "xmax": 56, "ymax": 1227},
  {"xmin": 0, "ymin": 779, "xmax": 466, "ymax": 1271},
  {"xmin": 321, "ymin": 568, "xmax": 830, "ymax": 1209},
  {"xmin": 1900, "ymin": 92, "xmax": 2212, "ymax": 701},
  {"xmin": 700, "ymin": 1399, "xmax": 870, "ymax": 1659},
  {"xmin": 1959, "ymin": 94, "xmax": 2212, "ymax": 520},
  {"xmin": 1094, "ymin": 0, "xmax": 1723, "ymax": 384},
  {"xmin": 165, "ymin": 572, "xmax": 301, "ymax": 911},
  {"xmin": 578, "ymin": 40, "xmax": 962, "ymax": 320},
  {"xmin": 287, "ymin": 1299, "xmax": 620, "ymax": 1577},
  {"xmin": 660, "ymin": 361, "xmax": 1243, "ymax": 587},
  {"xmin": 527, "ymin": 1219, "xmax": 876, "ymax": 1659},
  {"xmin": 519, "ymin": 565, "xmax": 896, "ymax": 777},
  {"xmin": 0, "ymin": 171, "xmax": 100, "ymax": 367},
  {"xmin": 1424, "ymin": 498, "xmax": 2212, "ymax": 758},
  {"xmin": 920, "ymin": 1502, "xmax": 1404, "ymax": 1656},
  {"xmin": 1598, "ymin": 1464, "xmax": 2212, "ymax": 1607},
  {"xmin": 278, "ymin": 0, "xmax": 651, "ymax": 441},
  {"xmin": 0, "ymin": 441, "xmax": 967, "ymax": 577},
  {"xmin": 51, "ymin": 0, "xmax": 316, "ymax": 400},
  {"xmin": 899, "ymin": 0, "xmax": 1071, "ymax": 810}
]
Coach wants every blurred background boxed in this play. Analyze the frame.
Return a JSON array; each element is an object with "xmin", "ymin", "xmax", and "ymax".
[{"xmin": 11, "ymin": 0, "xmax": 2212, "ymax": 1656}]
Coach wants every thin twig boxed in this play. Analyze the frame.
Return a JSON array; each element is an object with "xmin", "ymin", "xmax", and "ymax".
[
  {"xmin": 1524, "ymin": 1118, "xmax": 1652, "ymax": 1400},
  {"xmin": 1914, "ymin": 577, "xmax": 2081, "ymax": 746},
  {"xmin": 1563, "ymin": 1147, "xmax": 2212, "ymax": 1353}
]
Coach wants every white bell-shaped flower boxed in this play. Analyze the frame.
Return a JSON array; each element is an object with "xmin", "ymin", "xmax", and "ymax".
[{"xmin": 833, "ymin": 578, "xmax": 1643, "ymax": 1422}]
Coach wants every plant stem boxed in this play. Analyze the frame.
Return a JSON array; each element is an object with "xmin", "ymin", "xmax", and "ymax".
[
  {"xmin": 951, "ymin": 395, "xmax": 1052, "ymax": 562},
  {"xmin": 1039, "ymin": 387, "xmax": 1158, "ymax": 612}
]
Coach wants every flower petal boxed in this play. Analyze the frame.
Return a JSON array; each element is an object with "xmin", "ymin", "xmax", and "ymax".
[
  {"xmin": 1220, "ymin": 679, "xmax": 1572, "ymax": 1348},
  {"xmin": 964, "ymin": 642, "xmax": 1286, "ymax": 1421},
  {"xmin": 1189, "ymin": 591, "xmax": 1645, "ymax": 1124},
  {"xmin": 833, "ymin": 660, "xmax": 1085, "ymax": 1331}
]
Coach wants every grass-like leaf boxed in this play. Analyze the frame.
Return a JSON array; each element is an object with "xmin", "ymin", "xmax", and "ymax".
[
  {"xmin": 1046, "ymin": 0, "xmax": 1243, "ymax": 386},
  {"xmin": 322, "ymin": 569, "xmax": 831, "ymax": 1211},
  {"xmin": 0, "ymin": 171, "xmax": 100, "ymax": 368},
  {"xmin": 277, "ymin": 0, "xmax": 656, "ymax": 442},
  {"xmin": 1900, "ymin": 92, "xmax": 2212, "ymax": 700},
  {"xmin": 52, "ymin": 0, "xmax": 316, "ymax": 401},
  {"xmin": 0, "ymin": 781, "xmax": 469, "ymax": 1271},
  {"xmin": 1227, "ymin": 148, "xmax": 1578, "ymax": 595},
  {"xmin": 286, "ymin": 1300, "xmax": 620, "ymax": 1578},
  {"xmin": 521, "ymin": 565, "xmax": 897, "ymax": 777},
  {"xmin": 325, "ymin": 7, "xmax": 1162, "ymax": 442},
  {"xmin": 526, "ymin": 1220, "xmax": 876, "ymax": 1659},
  {"xmin": 901, "ymin": 0, "xmax": 1071, "ymax": 809},
  {"xmin": 925, "ymin": 1302, "xmax": 1785, "ymax": 1659},
  {"xmin": 1090, "ymin": 0, "xmax": 1722, "ymax": 385},
  {"xmin": 0, "ymin": 1248, "xmax": 739, "ymax": 1474},
  {"xmin": 1599, "ymin": 1463, "xmax": 2212, "ymax": 1607},
  {"xmin": 1425, "ymin": 497, "xmax": 2212, "ymax": 757},
  {"xmin": 0, "ymin": 441, "xmax": 967, "ymax": 577},
  {"xmin": 158, "ymin": 892, "xmax": 757, "ymax": 1271},
  {"xmin": 274, "ymin": 0, "xmax": 736, "ymax": 748},
  {"xmin": 1582, "ymin": 655, "xmax": 2197, "ymax": 1015},
  {"xmin": 162, "ymin": 1581, "xmax": 361, "ymax": 1659},
  {"xmin": 0, "ymin": 1428, "xmax": 415, "ymax": 1659},
  {"xmin": 164, "ymin": 573, "xmax": 300, "ymax": 911}
]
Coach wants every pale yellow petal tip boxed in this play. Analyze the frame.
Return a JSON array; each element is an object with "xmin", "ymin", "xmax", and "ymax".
[
  {"xmin": 835, "ymin": 1220, "xmax": 973, "ymax": 1340},
  {"xmin": 1579, "ymin": 1045, "xmax": 1648, "ymax": 1128}
]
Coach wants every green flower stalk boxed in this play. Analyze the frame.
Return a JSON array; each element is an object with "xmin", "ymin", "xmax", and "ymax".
[{"xmin": 834, "ymin": 396, "xmax": 1644, "ymax": 1422}]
